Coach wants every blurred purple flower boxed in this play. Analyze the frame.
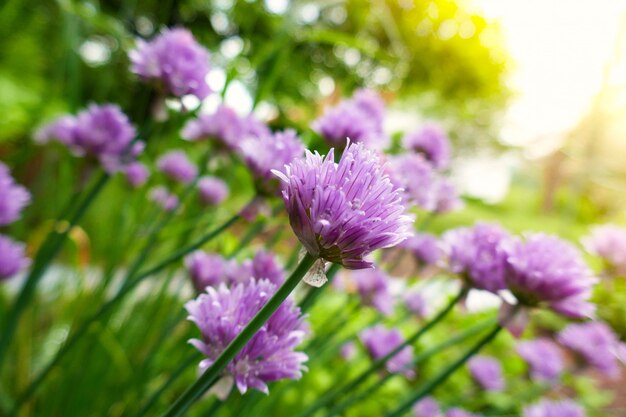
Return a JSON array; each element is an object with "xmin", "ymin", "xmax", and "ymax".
[
  {"xmin": 433, "ymin": 178, "xmax": 463, "ymax": 213},
  {"xmin": 197, "ymin": 176, "xmax": 229, "ymax": 206},
  {"xmin": 340, "ymin": 341, "xmax": 357, "ymax": 361},
  {"xmin": 523, "ymin": 399, "xmax": 585, "ymax": 417},
  {"xmin": 412, "ymin": 397, "xmax": 442, "ymax": 417},
  {"xmin": 349, "ymin": 269, "xmax": 395, "ymax": 316},
  {"xmin": 502, "ymin": 233, "xmax": 596, "ymax": 318},
  {"xmin": 351, "ymin": 89, "xmax": 386, "ymax": 125},
  {"xmin": 360, "ymin": 325, "xmax": 414, "ymax": 377},
  {"xmin": 274, "ymin": 142, "xmax": 413, "ymax": 270},
  {"xmin": 0, "ymin": 235, "xmax": 30, "ymax": 281},
  {"xmin": 582, "ymin": 224, "xmax": 626, "ymax": 273},
  {"xmin": 182, "ymin": 105, "xmax": 244, "ymax": 150},
  {"xmin": 0, "ymin": 162, "xmax": 31, "ymax": 226},
  {"xmin": 446, "ymin": 409, "xmax": 482, "ymax": 417},
  {"xmin": 400, "ymin": 233, "xmax": 442, "ymax": 267},
  {"xmin": 468, "ymin": 355, "xmax": 505, "ymax": 391},
  {"xmin": 558, "ymin": 321, "xmax": 626, "ymax": 377},
  {"xmin": 130, "ymin": 28, "xmax": 211, "ymax": 99},
  {"xmin": 404, "ymin": 288, "xmax": 429, "ymax": 318},
  {"xmin": 402, "ymin": 123, "xmax": 451, "ymax": 170},
  {"xmin": 516, "ymin": 338, "xmax": 564, "ymax": 382},
  {"xmin": 186, "ymin": 279, "xmax": 308, "ymax": 395},
  {"xmin": 149, "ymin": 186, "xmax": 179, "ymax": 212},
  {"xmin": 124, "ymin": 162, "xmax": 150, "ymax": 188},
  {"xmin": 442, "ymin": 223, "xmax": 510, "ymax": 293},
  {"xmin": 388, "ymin": 154, "xmax": 438, "ymax": 211},
  {"xmin": 156, "ymin": 150, "xmax": 198, "ymax": 184},
  {"xmin": 249, "ymin": 250, "xmax": 286, "ymax": 286}
]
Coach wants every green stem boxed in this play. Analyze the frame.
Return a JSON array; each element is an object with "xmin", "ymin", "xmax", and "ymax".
[
  {"xmin": 0, "ymin": 172, "xmax": 110, "ymax": 365},
  {"xmin": 299, "ymin": 263, "xmax": 340, "ymax": 313},
  {"xmin": 384, "ymin": 323, "xmax": 504, "ymax": 417},
  {"xmin": 161, "ymin": 253, "xmax": 317, "ymax": 417},
  {"xmin": 296, "ymin": 288, "xmax": 468, "ymax": 417}
]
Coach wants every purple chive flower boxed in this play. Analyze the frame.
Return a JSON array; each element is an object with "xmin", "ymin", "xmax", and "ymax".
[
  {"xmin": 433, "ymin": 178, "xmax": 463, "ymax": 213},
  {"xmin": 185, "ymin": 252, "xmax": 231, "ymax": 291},
  {"xmin": 149, "ymin": 186, "xmax": 179, "ymax": 212},
  {"xmin": 400, "ymin": 233, "xmax": 442, "ymax": 267},
  {"xmin": 250, "ymin": 251, "xmax": 286, "ymax": 286},
  {"xmin": 413, "ymin": 397, "xmax": 442, "ymax": 417},
  {"xmin": 349, "ymin": 269, "xmax": 395, "ymax": 316},
  {"xmin": 156, "ymin": 150, "xmax": 198, "ymax": 184},
  {"xmin": 130, "ymin": 28, "xmax": 211, "ymax": 99},
  {"xmin": 502, "ymin": 233, "xmax": 597, "ymax": 318},
  {"xmin": 0, "ymin": 162, "xmax": 31, "ymax": 226},
  {"xmin": 402, "ymin": 123, "xmax": 451, "ymax": 170},
  {"xmin": 340, "ymin": 341, "xmax": 357, "ymax": 361},
  {"xmin": 468, "ymin": 355, "xmax": 505, "ymax": 391},
  {"xmin": 351, "ymin": 89, "xmax": 386, "ymax": 124},
  {"xmin": 404, "ymin": 288, "xmax": 429, "ymax": 318},
  {"xmin": 360, "ymin": 325, "xmax": 414, "ymax": 377},
  {"xmin": 186, "ymin": 279, "xmax": 308, "ymax": 395},
  {"xmin": 239, "ymin": 129, "xmax": 305, "ymax": 195},
  {"xmin": 388, "ymin": 154, "xmax": 438, "ymax": 211},
  {"xmin": 582, "ymin": 224, "xmax": 626, "ymax": 273},
  {"xmin": 442, "ymin": 223, "xmax": 510, "ymax": 293},
  {"xmin": 182, "ymin": 105, "xmax": 244, "ymax": 149},
  {"xmin": 124, "ymin": 162, "xmax": 150, "ymax": 188},
  {"xmin": 274, "ymin": 142, "xmax": 413, "ymax": 270},
  {"xmin": 446, "ymin": 409, "xmax": 483, "ymax": 417},
  {"xmin": 516, "ymin": 338, "xmax": 564, "ymax": 382},
  {"xmin": 558, "ymin": 322, "xmax": 626, "ymax": 377},
  {"xmin": 523, "ymin": 399, "xmax": 586, "ymax": 417},
  {"xmin": 0, "ymin": 235, "xmax": 30, "ymax": 281},
  {"xmin": 34, "ymin": 115, "xmax": 76, "ymax": 145},
  {"xmin": 197, "ymin": 176, "xmax": 229, "ymax": 206}
]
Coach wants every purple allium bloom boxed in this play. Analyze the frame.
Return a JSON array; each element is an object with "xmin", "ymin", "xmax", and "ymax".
[
  {"xmin": 124, "ymin": 162, "xmax": 150, "ymax": 188},
  {"xmin": 351, "ymin": 89, "xmax": 386, "ymax": 124},
  {"xmin": 274, "ymin": 142, "xmax": 413, "ymax": 269},
  {"xmin": 502, "ymin": 233, "xmax": 597, "ymax": 318},
  {"xmin": 400, "ymin": 233, "xmax": 442, "ymax": 267},
  {"xmin": 185, "ymin": 252, "xmax": 231, "ymax": 291},
  {"xmin": 468, "ymin": 355, "xmax": 505, "ymax": 391},
  {"xmin": 156, "ymin": 150, "xmax": 198, "ymax": 184},
  {"xmin": 250, "ymin": 251, "xmax": 286, "ymax": 286},
  {"xmin": 523, "ymin": 399, "xmax": 586, "ymax": 417},
  {"xmin": 35, "ymin": 115, "xmax": 76, "ymax": 145},
  {"xmin": 558, "ymin": 322, "xmax": 625, "ymax": 377},
  {"xmin": 582, "ymin": 224, "xmax": 626, "ymax": 273},
  {"xmin": 433, "ymin": 178, "xmax": 463, "ymax": 213},
  {"xmin": 130, "ymin": 28, "xmax": 211, "ymax": 99},
  {"xmin": 442, "ymin": 223, "xmax": 510, "ymax": 293},
  {"xmin": 197, "ymin": 176, "xmax": 229, "ymax": 206},
  {"xmin": 413, "ymin": 397, "xmax": 442, "ymax": 417},
  {"xmin": 402, "ymin": 123, "xmax": 451, "ymax": 170},
  {"xmin": 0, "ymin": 162, "xmax": 31, "ymax": 226},
  {"xmin": 349, "ymin": 269, "xmax": 395, "ymax": 316},
  {"xmin": 340, "ymin": 341, "xmax": 357, "ymax": 361},
  {"xmin": 404, "ymin": 288, "xmax": 429, "ymax": 318},
  {"xmin": 186, "ymin": 279, "xmax": 308, "ymax": 395},
  {"xmin": 149, "ymin": 186, "xmax": 179, "ymax": 212},
  {"xmin": 239, "ymin": 129, "xmax": 305, "ymax": 195},
  {"xmin": 360, "ymin": 325, "xmax": 414, "ymax": 377},
  {"xmin": 388, "ymin": 154, "xmax": 438, "ymax": 211},
  {"xmin": 446, "ymin": 409, "xmax": 483, "ymax": 417},
  {"xmin": 516, "ymin": 338, "xmax": 564, "ymax": 382},
  {"xmin": 0, "ymin": 235, "xmax": 30, "ymax": 281},
  {"xmin": 182, "ymin": 105, "xmax": 244, "ymax": 149}
]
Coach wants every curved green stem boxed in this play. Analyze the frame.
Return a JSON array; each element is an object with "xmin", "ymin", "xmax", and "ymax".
[{"xmin": 161, "ymin": 253, "xmax": 317, "ymax": 417}]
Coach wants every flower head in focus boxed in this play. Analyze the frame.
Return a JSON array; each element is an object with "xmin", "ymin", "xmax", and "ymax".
[
  {"xmin": 582, "ymin": 224, "xmax": 626, "ymax": 274},
  {"xmin": 523, "ymin": 399, "xmax": 586, "ymax": 417},
  {"xmin": 402, "ymin": 123, "xmax": 451, "ymax": 170},
  {"xmin": 0, "ymin": 162, "xmax": 31, "ymax": 226},
  {"xmin": 468, "ymin": 355, "xmax": 505, "ymax": 392},
  {"xmin": 516, "ymin": 338, "xmax": 564, "ymax": 382},
  {"xmin": 274, "ymin": 142, "xmax": 413, "ymax": 270},
  {"xmin": 156, "ymin": 150, "xmax": 198, "ymax": 184},
  {"xmin": 412, "ymin": 397, "xmax": 441, "ymax": 417},
  {"xmin": 360, "ymin": 325, "xmax": 414, "ymax": 377},
  {"xmin": 349, "ymin": 269, "xmax": 395, "ymax": 316},
  {"xmin": 186, "ymin": 279, "xmax": 308, "ymax": 395},
  {"xmin": 197, "ymin": 176, "xmax": 229, "ymax": 206},
  {"xmin": 0, "ymin": 235, "xmax": 30, "ymax": 281},
  {"xmin": 503, "ymin": 233, "xmax": 596, "ymax": 318},
  {"xmin": 130, "ymin": 28, "xmax": 211, "ymax": 99}
]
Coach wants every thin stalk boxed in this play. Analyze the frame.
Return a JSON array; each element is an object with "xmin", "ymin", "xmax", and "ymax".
[
  {"xmin": 161, "ymin": 253, "xmax": 317, "ymax": 417},
  {"xmin": 296, "ymin": 288, "xmax": 468, "ymax": 417},
  {"xmin": 383, "ymin": 323, "xmax": 504, "ymax": 417}
]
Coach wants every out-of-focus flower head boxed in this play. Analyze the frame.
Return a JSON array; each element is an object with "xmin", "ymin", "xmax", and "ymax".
[
  {"xmin": 183, "ymin": 105, "xmax": 248, "ymax": 151},
  {"xmin": 582, "ymin": 224, "xmax": 626, "ymax": 274},
  {"xmin": 468, "ymin": 355, "xmax": 505, "ymax": 392},
  {"xmin": 523, "ymin": 399, "xmax": 586, "ymax": 417},
  {"xmin": 249, "ymin": 250, "xmax": 286, "ymax": 286},
  {"xmin": 502, "ymin": 233, "xmax": 596, "ymax": 319},
  {"xmin": 359, "ymin": 325, "xmax": 414, "ymax": 377},
  {"xmin": 412, "ymin": 397, "xmax": 442, "ymax": 417},
  {"xmin": 156, "ymin": 150, "xmax": 198, "ymax": 184},
  {"xmin": 402, "ymin": 123, "xmax": 451, "ymax": 170},
  {"xmin": 130, "ymin": 28, "xmax": 211, "ymax": 99},
  {"xmin": 340, "ymin": 341, "xmax": 357, "ymax": 361},
  {"xmin": 388, "ymin": 154, "xmax": 438, "ymax": 211},
  {"xmin": 124, "ymin": 162, "xmax": 150, "ymax": 188},
  {"xmin": 0, "ymin": 162, "xmax": 31, "ymax": 226},
  {"xmin": 558, "ymin": 321, "xmax": 626, "ymax": 377},
  {"xmin": 442, "ymin": 223, "xmax": 510, "ymax": 293},
  {"xmin": 349, "ymin": 269, "xmax": 395, "ymax": 316},
  {"xmin": 433, "ymin": 178, "xmax": 463, "ymax": 213},
  {"xmin": 239, "ymin": 129, "xmax": 305, "ymax": 196},
  {"xmin": 197, "ymin": 176, "xmax": 229, "ymax": 206},
  {"xmin": 516, "ymin": 338, "xmax": 564, "ymax": 382},
  {"xmin": 400, "ymin": 233, "xmax": 442, "ymax": 267},
  {"xmin": 149, "ymin": 186, "xmax": 179, "ymax": 212},
  {"xmin": 404, "ymin": 288, "xmax": 429, "ymax": 318},
  {"xmin": 312, "ymin": 90, "xmax": 388, "ymax": 150},
  {"xmin": 186, "ymin": 279, "xmax": 308, "ymax": 395},
  {"xmin": 0, "ymin": 235, "xmax": 30, "ymax": 281},
  {"xmin": 274, "ymin": 142, "xmax": 413, "ymax": 270},
  {"xmin": 446, "ymin": 409, "xmax": 483, "ymax": 417}
]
